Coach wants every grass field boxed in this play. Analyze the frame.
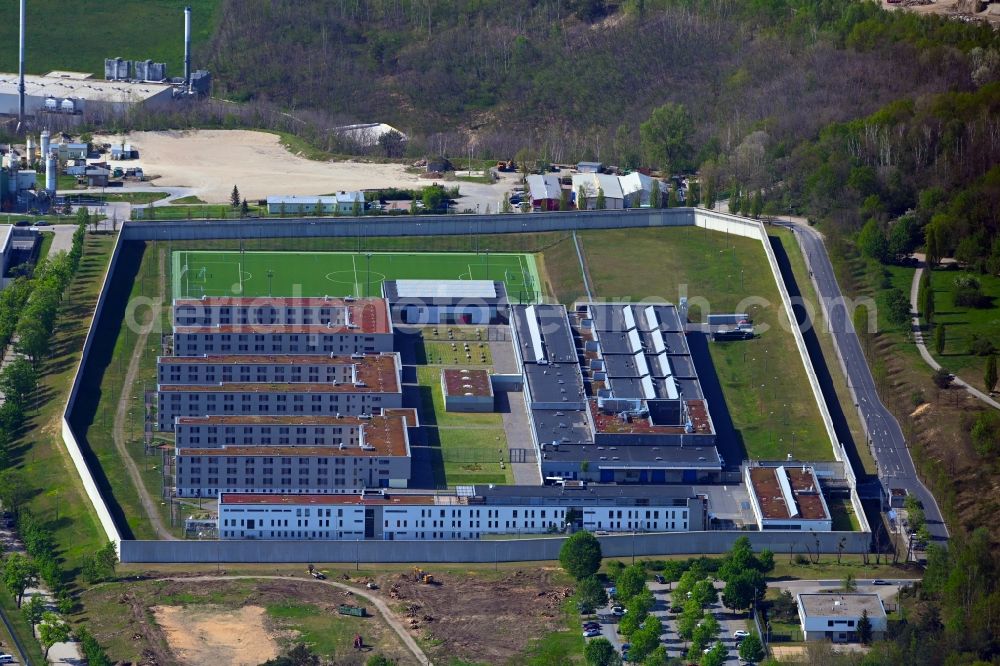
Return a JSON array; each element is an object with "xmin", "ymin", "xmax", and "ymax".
[
  {"xmin": 922, "ymin": 268, "xmax": 1000, "ymax": 387},
  {"xmin": 0, "ymin": 1, "xmax": 219, "ymax": 77},
  {"xmin": 579, "ymin": 226, "xmax": 832, "ymax": 461},
  {"xmin": 171, "ymin": 250, "xmax": 542, "ymax": 303}
]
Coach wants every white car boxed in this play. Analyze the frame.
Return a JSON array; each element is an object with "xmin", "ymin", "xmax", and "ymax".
[{"xmin": 733, "ymin": 630, "xmax": 750, "ymax": 639}]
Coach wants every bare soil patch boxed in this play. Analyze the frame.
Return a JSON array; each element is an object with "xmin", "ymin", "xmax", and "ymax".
[
  {"xmin": 93, "ymin": 130, "xmax": 425, "ymax": 203},
  {"xmin": 153, "ymin": 605, "xmax": 279, "ymax": 666},
  {"xmin": 380, "ymin": 568, "xmax": 573, "ymax": 664}
]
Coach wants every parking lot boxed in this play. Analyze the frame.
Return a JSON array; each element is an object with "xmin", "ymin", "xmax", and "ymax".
[{"xmin": 583, "ymin": 579, "xmax": 754, "ymax": 663}]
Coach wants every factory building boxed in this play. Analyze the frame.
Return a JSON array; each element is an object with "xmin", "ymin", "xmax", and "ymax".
[
  {"xmin": 382, "ymin": 279, "xmax": 509, "ymax": 325},
  {"xmin": 0, "ymin": 71, "xmax": 175, "ymax": 118},
  {"xmin": 217, "ymin": 484, "xmax": 706, "ymax": 540}
]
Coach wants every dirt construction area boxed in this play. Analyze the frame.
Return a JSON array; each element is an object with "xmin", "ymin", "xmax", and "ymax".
[
  {"xmin": 379, "ymin": 567, "xmax": 574, "ymax": 664},
  {"xmin": 94, "ymin": 129, "xmax": 428, "ymax": 203},
  {"xmin": 80, "ymin": 576, "xmax": 417, "ymax": 666},
  {"xmin": 153, "ymin": 605, "xmax": 279, "ymax": 666}
]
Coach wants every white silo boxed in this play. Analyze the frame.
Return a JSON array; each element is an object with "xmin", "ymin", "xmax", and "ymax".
[
  {"xmin": 40, "ymin": 130, "xmax": 51, "ymax": 161},
  {"xmin": 25, "ymin": 135, "xmax": 35, "ymax": 165},
  {"xmin": 45, "ymin": 153, "xmax": 57, "ymax": 193}
]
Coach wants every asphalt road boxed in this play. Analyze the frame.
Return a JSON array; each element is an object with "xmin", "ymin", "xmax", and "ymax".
[{"xmin": 779, "ymin": 220, "xmax": 949, "ymax": 543}]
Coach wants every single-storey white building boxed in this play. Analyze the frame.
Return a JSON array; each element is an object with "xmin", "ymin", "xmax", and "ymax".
[
  {"xmin": 572, "ymin": 173, "xmax": 624, "ymax": 210},
  {"xmin": 745, "ymin": 464, "xmax": 832, "ymax": 531},
  {"xmin": 797, "ymin": 593, "xmax": 887, "ymax": 642},
  {"xmin": 266, "ymin": 192, "xmax": 366, "ymax": 216},
  {"xmin": 618, "ymin": 172, "xmax": 666, "ymax": 208}
]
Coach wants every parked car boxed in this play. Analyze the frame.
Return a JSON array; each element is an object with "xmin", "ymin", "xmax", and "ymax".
[
  {"xmin": 607, "ymin": 586, "xmax": 617, "ymax": 597},
  {"xmin": 311, "ymin": 571, "xmax": 326, "ymax": 580},
  {"xmin": 583, "ymin": 628, "xmax": 601, "ymax": 638},
  {"xmin": 654, "ymin": 574, "xmax": 666, "ymax": 584},
  {"xmin": 583, "ymin": 622, "xmax": 600, "ymax": 630},
  {"xmin": 873, "ymin": 579, "xmax": 890, "ymax": 585},
  {"xmin": 733, "ymin": 630, "xmax": 750, "ymax": 639},
  {"xmin": 34, "ymin": 220, "xmax": 50, "ymax": 226},
  {"xmin": 669, "ymin": 605, "xmax": 684, "ymax": 613},
  {"xmin": 13, "ymin": 220, "xmax": 30, "ymax": 227},
  {"xmin": 611, "ymin": 606, "xmax": 625, "ymax": 616},
  {"xmin": 0, "ymin": 654, "xmax": 14, "ymax": 664}
]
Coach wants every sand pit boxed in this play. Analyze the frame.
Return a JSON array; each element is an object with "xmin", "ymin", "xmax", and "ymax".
[
  {"xmin": 95, "ymin": 129, "xmax": 426, "ymax": 203},
  {"xmin": 153, "ymin": 605, "xmax": 280, "ymax": 666}
]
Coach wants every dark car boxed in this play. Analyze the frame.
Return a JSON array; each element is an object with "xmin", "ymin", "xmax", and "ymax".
[
  {"xmin": 311, "ymin": 571, "xmax": 326, "ymax": 580},
  {"xmin": 872, "ymin": 579, "xmax": 890, "ymax": 585},
  {"xmin": 654, "ymin": 574, "xmax": 666, "ymax": 584},
  {"xmin": 14, "ymin": 220, "xmax": 31, "ymax": 227}
]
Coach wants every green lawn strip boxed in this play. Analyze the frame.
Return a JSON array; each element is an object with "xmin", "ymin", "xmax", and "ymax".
[
  {"xmin": 766, "ymin": 554, "xmax": 920, "ymax": 581},
  {"xmin": 827, "ymin": 497, "xmax": 862, "ymax": 531},
  {"xmin": 36, "ymin": 230, "xmax": 54, "ymax": 261},
  {"xmin": 79, "ymin": 243, "xmax": 181, "ymax": 539},
  {"xmin": 771, "ymin": 228, "xmax": 875, "ymax": 474},
  {"xmin": 136, "ymin": 204, "xmax": 265, "ymax": 221},
  {"xmin": 520, "ymin": 597, "xmax": 585, "ymax": 665},
  {"xmin": 16, "ymin": 235, "xmax": 114, "ymax": 578},
  {"xmin": 169, "ymin": 195, "xmax": 207, "ymax": 205},
  {"xmin": 415, "ymin": 367, "xmax": 501, "ymax": 428},
  {"xmin": 923, "ymin": 268, "xmax": 1000, "ymax": 386},
  {"xmin": 580, "ymin": 226, "xmax": 831, "ymax": 461},
  {"xmin": 440, "ymin": 427, "xmax": 512, "ymax": 486},
  {"xmin": 536, "ymin": 235, "xmax": 586, "ymax": 305},
  {"xmin": 0, "ymin": 581, "xmax": 47, "ymax": 665},
  {"xmin": 101, "ymin": 192, "xmax": 169, "ymax": 204}
]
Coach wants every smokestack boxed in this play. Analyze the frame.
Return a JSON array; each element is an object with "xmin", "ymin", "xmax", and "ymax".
[
  {"xmin": 184, "ymin": 6, "xmax": 192, "ymax": 92},
  {"xmin": 17, "ymin": 0, "xmax": 26, "ymax": 127}
]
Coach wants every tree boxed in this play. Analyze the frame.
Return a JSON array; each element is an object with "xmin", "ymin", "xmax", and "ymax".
[
  {"xmin": 857, "ymin": 608, "xmax": 873, "ymax": 644},
  {"xmin": 749, "ymin": 190, "xmax": 762, "ymax": 219},
  {"xmin": 605, "ymin": 560, "xmax": 625, "ymax": 584},
  {"xmin": 642, "ymin": 646, "xmax": 671, "ymax": 666},
  {"xmin": 934, "ymin": 323, "xmax": 946, "ymax": 355},
  {"xmin": 576, "ymin": 575, "xmax": 608, "ymax": 611},
  {"xmin": 378, "ymin": 130, "xmax": 405, "ymax": 158},
  {"xmin": 240, "ymin": 198, "xmax": 250, "ymax": 218},
  {"xmin": 739, "ymin": 634, "xmax": 765, "ymax": 663},
  {"xmin": 410, "ymin": 197, "xmax": 420, "ymax": 215},
  {"xmin": 595, "ymin": 187, "xmax": 606, "ymax": 210},
  {"xmin": 0, "ymin": 470, "xmax": 30, "ymax": 516},
  {"xmin": 629, "ymin": 616, "xmax": 662, "ymax": 662},
  {"xmin": 728, "ymin": 186, "xmax": 741, "ymax": 215},
  {"xmin": 38, "ymin": 613, "xmax": 70, "ymax": 659},
  {"xmin": 690, "ymin": 579, "xmax": 718, "ymax": 607},
  {"xmin": 4, "ymin": 553, "xmax": 37, "ymax": 608},
  {"xmin": 559, "ymin": 531, "xmax": 602, "ymax": 580},
  {"xmin": 649, "ymin": 181, "xmax": 662, "ymax": 209},
  {"xmin": 615, "ymin": 564, "xmax": 646, "ymax": 603},
  {"xmin": 858, "ymin": 218, "xmax": 890, "ymax": 263},
  {"xmin": 883, "ymin": 288, "xmax": 910, "ymax": 329},
  {"xmin": 0, "ymin": 357, "xmax": 37, "ymax": 408},
  {"xmin": 703, "ymin": 176, "xmax": 716, "ymax": 210},
  {"xmin": 639, "ymin": 102, "xmax": 694, "ymax": 172},
  {"xmin": 722, "ymin": 570, "xmax": 765, "ymax": 612},
  {"xmin": 77, "ymin": 626, "xmax": 113, "ymax": 666},
  {"xmin": 22, "ymin": 593, "xmax": 44, "ymax": 630},
  {"xmin": 985, "ymin": 354, "xmax": 997, "ymax": 394},
  {"xmin": 262, "ymin": 644, "xmax": 320, "ymax": 666},
  {"xmin": 932, "ymin": 367, "xmax": 953, "ymax": 389},
  {"xmin": 230, "ymin": 185, "xmax": 241, "ymax": 209},
  {"xmin": 691, "ymin": 612, "xmax": 720, "ymax": 652},
  {"xmin": 82, "ymin": 541, "xmax": 118, "ymax": 583},
  {"xmin": 700, "ymin": 641, "xmax": 727, "ymax": 666},
  {"xmin": 920, "ymin": 272, "xmax": 934, "ymax": 325},
  {"xmin": 667, "ymin": 184, "xmax": 678, "ymax": 208},
  {"xmin": 842, "ymin": 573, "xmax": 857, "ymax": 592},
  {"xmin": 584, "ymin": 637, "xmax": 620, "ymax": 666}
]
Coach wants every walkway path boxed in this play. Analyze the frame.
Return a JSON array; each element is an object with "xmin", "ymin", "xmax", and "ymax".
[
  {"xmin": 162, "ymin": 575, "xmax": 431, "ymax": 665},
  {"xmin": 112, "ymin": 247, "xmax": 177, "ymax": 540},
  {"xmin": 909, "ymin": 263, "xmax": 1000, "ymax": 410}
]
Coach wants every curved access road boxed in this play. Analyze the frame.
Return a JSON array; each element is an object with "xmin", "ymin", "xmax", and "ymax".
[
  {"xmin": 777, "ymin": 220, "xmax": 949, "ymax": 543},
  {"xmin": 163, "ymin": 575, "xmax": 431, "ymax": 665},
  {"xmin": 909, "ymin": 264, "xmax": 1000, "ymax": 410}
]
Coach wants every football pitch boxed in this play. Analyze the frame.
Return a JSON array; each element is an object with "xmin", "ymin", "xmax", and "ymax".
[{"xmin": 171, "ymin": 250, "xmax": 542, "ymax": 302}]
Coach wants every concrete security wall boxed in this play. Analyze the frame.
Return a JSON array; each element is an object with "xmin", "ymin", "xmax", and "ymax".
[
  {"xmin": 121, "ymin": 529, "xmax": 869, "ymax": 563},
  {"xmin": 119, "ymin": 209, "xmax": 695, "ymax": 242},
  {"xmin": 64, "ymin": 209, "xmax": 872, "ymax": 560},
  {"xmin": 61, "ymin": 232, "xmax": 126, "ymax": 550}
]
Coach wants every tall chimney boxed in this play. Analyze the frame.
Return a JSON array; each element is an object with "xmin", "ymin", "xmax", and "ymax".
[
  {"xmin": 183, "ymin": 6, "xmax": 192, "ymax": 92},
  {"xmin": 17, "ymin": 0, "xmax": 26, "ymax": 127}
]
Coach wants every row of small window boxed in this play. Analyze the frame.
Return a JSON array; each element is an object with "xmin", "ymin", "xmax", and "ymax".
[
  {"xmin": 165, "ymin": 374, "xmax": 329, "ymax": 382},
  {"xmin": 185, "ymin": 426, "xmax": 357, "ymax": 435},
  {"xmin": 592, "ymin": 521, "xmax": 685, "ymax": 530},
  {"xmin": 588, "ymin": 509, "xmax": 683, "ymax": 520},
  {"xmin": 176, "ymin": 345, "xmax": 378, "ymax": 354},
  {"xmin": 182, "ymin": 437, "xmax": 359, "ymax": 445},
  {"xmin": 387, "ymin": 519, "xmax": 559, "ymax": 529},
  {"xmin": 412, "ymin": 508, "xmax": 563, "ymax": 519},
  {"xmin": 186, "ymin": 456, "xmax": 389, "ymax": 462},
  {"xmin": 167, "ymin": 395, "xmax": 370, "ymax": 402},
  {"xmin": 221, "ymin": 531, "xmax": 359, "ymax": 538}
]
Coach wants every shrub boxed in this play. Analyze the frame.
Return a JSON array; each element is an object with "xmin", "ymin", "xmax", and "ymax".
[{"xmin": 932, "ymin": 368, "xmax": 953, "ymax": 389}]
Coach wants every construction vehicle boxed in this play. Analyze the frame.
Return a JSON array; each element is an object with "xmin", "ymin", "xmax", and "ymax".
[{"xmin": 412, "ymin": 567, "xmax": 434, "ymax": 584}]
